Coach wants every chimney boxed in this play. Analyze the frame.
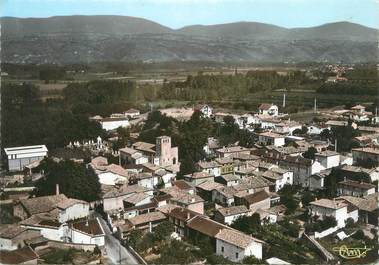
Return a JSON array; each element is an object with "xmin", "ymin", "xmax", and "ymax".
[
  {"xmin": 334, "ymin": 139, "xmax": 338, "ymax": 152},
  {"xmin": 56, "ymin": 184, "xmax": 60, "ymax": 195},
  {"xmin": 187, "ymin": 212, "xmax": 190, "ymax": 220}
]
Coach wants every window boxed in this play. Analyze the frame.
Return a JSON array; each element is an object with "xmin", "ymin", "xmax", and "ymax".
[
  {"xmin": 221, "ymin": 246, "xmax": 224, "ymax": 253},
  {"xmin": 235, "ymin": 253, "xmax": 239, "ymax": 259}
]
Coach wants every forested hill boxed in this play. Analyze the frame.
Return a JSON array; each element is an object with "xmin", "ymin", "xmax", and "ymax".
[{"xmin": 1, "ymin": 16, "xmax": 378, "ymax": 64}]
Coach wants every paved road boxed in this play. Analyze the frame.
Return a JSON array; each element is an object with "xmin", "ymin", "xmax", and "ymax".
[{"xmin": 98, "ymin": 217, "xmax": 139, "ymax": 265}]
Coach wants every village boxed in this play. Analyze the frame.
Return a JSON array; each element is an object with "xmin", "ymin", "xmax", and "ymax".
[{"xmin": 0, "ymin": 97, "xmax": 378, "ymax": 265}]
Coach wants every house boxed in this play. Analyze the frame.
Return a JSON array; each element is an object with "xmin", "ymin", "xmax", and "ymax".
[
  {"xmin": 216, "ymin": 157, "xmax": 235, "ymax": 175},
  {"xmin": 258, "ymin": 104, "xmax": 278, "ymax": 116},
  {"xmin": 352, "ymin": 147, "xmax": 379, "ymax": 166},
  {"xmin": 214, "ymin": 205, "xmax": 250, "ymax": 225},
  {"xmin": 94, "ymin": 163, "xmax": 130, "ymax": 186},
  {"xmin": 314, "ymin": 151, "xmax": 340, "ymax": 169},
  {"xmin": 338, "ymin": 194, "xmax": 378, "ymax": 225},
  {"xmin": 196, "ymin": 181, "xmax": 224, "ymax": 201},
  {"xmin": 4, "ymin": 145, "xmax": 48, "ymax": 172},
  {"xmin": 118, "ymin": 211, "xmax": 166, "ymax": 239},
  {"xmin": 102, "ymin": 184, "xmax": 152, "ymax": 212},
  {"xmin": 216, "ymin": 146, "xmax": 251, "ymax": 158},
  {"xmin": 0, "ymin": 246, "xmax": 39, "ymax": 265},
  {"xmin": 119, "ymin": 147, "xmax": 149, "ymax": 166},
  {"xmin": 215, "ymin": 174, "xmax": 240, "ymax": 187},
  {"xmin": 235, "ymin": 190, "xmax": 271, "ymax": 212},
  {"xmin": 309, "ymin": 169, "xmax": 332, "ymax": 190},
  {"xmin": 100, "ymin": 117, "xmax": 130, "ymax": 131},
  {"xmin": 309, "ymin": 198, "xmax": 358, "ymax": 228},
  {"xmin": 337, "ymin": 180, "xmax": 376, "ymax": 197},
  {"xmin": 257, "ymin": 132, "xmax": 285, "ymax": 147},
  {"xmin": 133, "ymin": 172, "xmax": 159, "ymax": 189},
  {"xmin": 184, "ymin": 172, "xmax": 214, "ymax": 185},
  {"xmin": 14, "ymin": 193, "xmax": 89, "ymax": 223},
  {"xmin": 212, "ymin": 186, "xmax": 237, "ymax": 206},
  {"xmin": 69, "ymin": 218, "xmax": 105, "ymax": 246},
  {"xmin": 123, "ymin": 193, "xmax": 153, "ymax": 208},
  {"xmin": 196, "ymin": 160, "xmax": 221, "ymax": 177},
  {"xmin": 274, "ymin": 121, "xmax": 302, "ymax": 135},
  {"xmin": 339, "ymin": 164, "xmax": 379, "ymax": 182},
  {"xmin": 166, "ymin": 206, "xmax": 200, "ymax": 237},
  {"xmin": 0, "ymin": 225, "xmax": 40, "ymax": 251},
  {"xmin": 261, "ymin": 167, "xmax": 293, "ymax": 192},
  {"xmin": 203, "ymin": 137, "xmax": 221, "ymax": 157},
  {"xmin": 19, "ymin": 213, "xmax": 64, "ymax": 241},
  {"xmin": 215, "ymin": 228, "xmax": 263, "ymax": 262},
  {"xmin": 124, "ymin": 108, "xmax": 140, "ymax": 118},
  {"xmin": 263, "ymin": 153, "xmax": 325, "ymax": 188},
  {"xmin": 186, "ymin": 215, "xmax": 263, "ymax": 261}
]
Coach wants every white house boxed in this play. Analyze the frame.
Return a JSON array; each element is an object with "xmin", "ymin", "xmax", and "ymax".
[
  {"xmin": 258, "ymin": 132, "xmax": 285, "ymax": 147},
  {"xmin": 314, "ymin": 151, "xmax": 340, "ymax": 169},
  {"xmin": 4, "ymin": 145, "xmax": 48, "ymax": 172},
  {"xmin": 309, "ymin": 198, "xmax": 358, "ymax": 228},
  {"xmin": 70, "ymin": 218, "xmax": 105, "ymax": 246},
  {"xmin": 262, "ymin": 167, "xmax": 293, "ymax": 192},
  {"xmin": 258, "ymin": 104, "xmax": 278, "ymax": 116},
  {"xmin": 215, "ymin": 228, "xmax": 263, "ymax": 261},
  {"xmin": 337, "ymin": 180, "xmax": 376, "ymax": 197},
  {"xmin": 196, "ymin": 161, "xmax": 221, "ymax": 177},
  {"xmin": 100, "ymin": 117, "xmax": 130, "ymax": 131},
  {"xmin": 214, "ymin": 205, "xmax": 250, "ymax": 225}
]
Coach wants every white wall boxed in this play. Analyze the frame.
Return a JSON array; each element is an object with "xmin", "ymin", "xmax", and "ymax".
[
  {"xmin": 101, "ymin": 120, "xmax": 130, "ymax": 131},
  {"xmin": 70, "ymin": 229, "xmax": 105, "ymax": 246},
  {"xmin": 59, "ymin": 203, "xmax": 90, "ymax": 223},
  {"xmin": 0, "ymin": 238, "xmax": 16, "ymax": 250},
  {"xmin": 216, "ymin": 239, "xmax": 262, "ymax": 262}
]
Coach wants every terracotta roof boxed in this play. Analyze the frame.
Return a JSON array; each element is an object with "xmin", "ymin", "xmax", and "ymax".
[
  {"xmin": 215, "ymin": 157, "xmax": 234, "ymax": 165},
  {"xmin": 216, "ymin": 146, "xmax": 250, "ymax": 154},
  {"xmin": 337, "ymin": 180, "xmax": 375, "ymax": 190},
  {"xmin": 218, "ymin": 174, "xmax": 240, "ymax": 182},
  {"xmin": 90, "ymin": 156, "xmax": 108, "ymax": 170},
  {"xmin": 20, "ymin": 212, "xmax": 61, "ymax": 228},
  {"xmin": 125, "ymin": 108, "xmax": 140, "ymax": 114},
  {"xmin": 315, "ymin": 150, "xmax": 339, "ymax": 157},
  {"xmin": 103, "ymin": 184, "xmax": 149, "ymax": 199},
  {"xmin": 187, "ymin": 215, "xmax": 227, "ymax": 237},
  {"xmin": 196, "ymin": 181, "xmax": 224, "ymax": 191},
  {"xmin": 166, "ymin": 206, "xmax": 200, "ymax": 221},
  {"xmin": 172, "ymin": 180, "xmax": 193, "ymax": 190},
  {"xmin": 215, "ymin": 228, "xmax": 260, "ymax": 248},
  {"xmin": 56, "ymin": 198, "xmax": 88, "ymax": 210},
  {"xmin": 0, "ymin": 225, "xmax": 28, "ymax": 239},
  {"xmin": 338, "ymin": 195, "xmax": 377, "ymax": 212},
  {"xmin": 127, "ymin": 211, "xmax": 166, "ymax": 226},
  {"xmin": 124, "ymin": 193, "xmax": 151, "ymax": 205},
  {"xmin": 19, "ymin": 194, "xmax": 68, "ymax": 216},
  {"xmin": 310, "ymin": 198, "xmax": 347, "ymax": 210},
  {"xmin": 0, "ymin": 246, "xmax": 38, "ymax": 264},
  {"xmin": 119, "ymin": 146, "xmax": 139, "ymax": 155},
  {"xmin": 71, "ymin": 218, "xmax": 104, "ymax": 236},
  {"xmin": 185, "ymin": 172, "xmax": 214, "ymax": 179},
  {"xmin": 352, "ymin": 147, "xmax": 379, "ymax": 155},
  {"xmin": 132, "ymin": 142, "xmax": 156, "ymax": 153},
  {"xmin": 259, "ymin": 132, "xmax": 284, "ymax": 138},
  {"xmin": 216, "ymin": 205, "xmax": 249, "ymax": 217},
  {"xmin": 242, "ymin": 190, "xmax": 270, "ymax": 205},
  {"xmin": 196, "ymin": 161, "xmax": 221, "ymax": 169}
]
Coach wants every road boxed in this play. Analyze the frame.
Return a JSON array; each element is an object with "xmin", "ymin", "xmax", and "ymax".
[{"xmin": 98, "ymin": 217, "xmax": 140, "ymax": 265}]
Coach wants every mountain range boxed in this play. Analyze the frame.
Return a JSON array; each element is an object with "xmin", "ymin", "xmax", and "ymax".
[{"xmin": 1, "ymin": 15, "xmax": 378, "ymax": 64}]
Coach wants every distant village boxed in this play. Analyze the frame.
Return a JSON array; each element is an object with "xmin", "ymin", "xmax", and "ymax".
[{"xmin": 1, "ymin": 99, "xmax": 378, "ymax": 264}]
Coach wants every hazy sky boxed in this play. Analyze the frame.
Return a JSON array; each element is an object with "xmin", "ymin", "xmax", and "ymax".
[{"xmin": 2, "ymin": 0, "xmax": 378, "ymax": 29}]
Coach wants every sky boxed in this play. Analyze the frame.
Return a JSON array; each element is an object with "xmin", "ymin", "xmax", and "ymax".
[{"xmin": 1, "ymin": 0, "xmax": 378, "ymax": 29}]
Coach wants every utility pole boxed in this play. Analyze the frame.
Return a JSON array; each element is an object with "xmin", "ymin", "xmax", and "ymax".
[{"xmin": 283, "ymin": 93, "xmax": 286, "ymax": 108}]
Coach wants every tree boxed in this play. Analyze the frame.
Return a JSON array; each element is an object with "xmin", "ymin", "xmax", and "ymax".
[
  {"xmin": 34, "ymin": 158, "xmax": 101, "ymax": 202},
  {"xmin": 157, "ymin": 240, "xmax": 197, "ymax": 264},
  {"xmin": 231, "ymin": 213, "xmax": 261, "ymax": 234},
  {"xmin": 242, "ymin": 255, "xmax": 262, "ymax": 264},
  {"xmin": 127, "ymin": 230, "xmax": 143, "ymax": 249},
  {"xmin": 302, "ymin": 147, "xmax": 317, "ymax": 160},
  {"xmin": 153, "ymin": 221, "xmax": 174, "ymax": 241},
  {"xmin": 301, "ymin": 191, "xmax": 316, "ymax": 207}
]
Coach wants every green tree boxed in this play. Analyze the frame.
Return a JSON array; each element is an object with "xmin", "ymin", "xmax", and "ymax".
[
  {"xmin": 302, "ymin": 147, "xmax": 317, "ymax": 160},
  {"xmin": 153, "ymin": 221, "xmax": 175, "ymax": 241},
  {"xmin": 34, "ymin": 158, "xmax": 101, "ymax": 202}
]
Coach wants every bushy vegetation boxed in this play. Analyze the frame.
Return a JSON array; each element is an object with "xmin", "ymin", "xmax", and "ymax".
[{"xmin": 34, "ymin": 158, "xmax": 101, "ymax": 202}]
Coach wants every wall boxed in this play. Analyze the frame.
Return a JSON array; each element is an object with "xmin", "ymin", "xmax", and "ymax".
[
  {"xmin": 314, "ymin": 226, "xmax": 339, "ymax": 239},
  {"xmin": 47, "ymin": 240, "xmax": 96, "ymax": 251},
  {"xmin": 101, "ymin": 120, "xmax": 129, "ymax": 131},
  {"xmin": 59, "ymin": 203, "xmax": 90, "ymax": 223},
  {"xmin": 71, "ymin": 229, "xmax": 105, "ymax": 246}
]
